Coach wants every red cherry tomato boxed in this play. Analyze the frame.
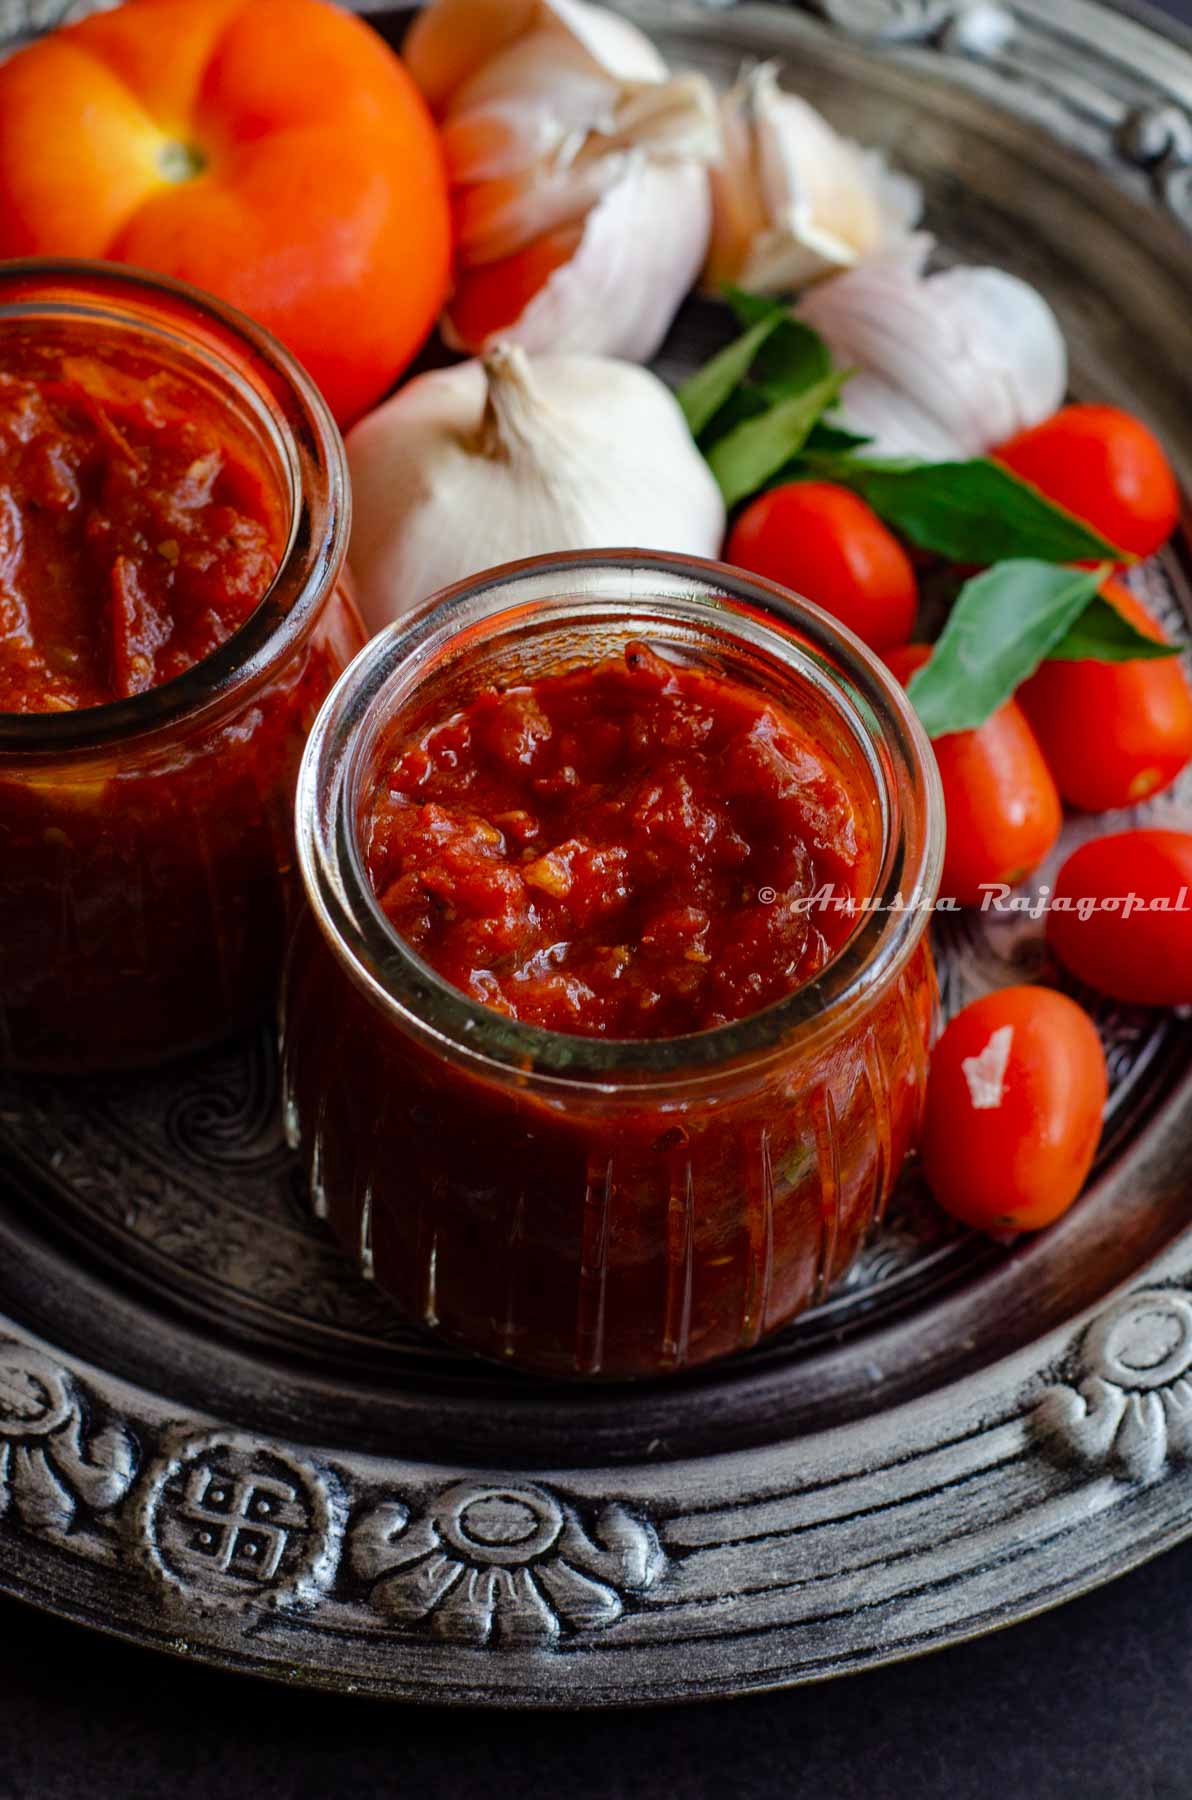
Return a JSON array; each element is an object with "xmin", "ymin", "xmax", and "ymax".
[
  {"xmin": 994, "ymin": 405, "xmax": 1180, "ymax": 560},
  {"xmin": 921, "ymin": 985, "xmax": 1107, "ymax": 1232},
  {"xmin": 725, "ymin": 481, "xmax": 917, "ymax": 652},
  {"xmin": 1018, "ymin": 579, "xmax": 1192, "ymax": 812},
  {"xmin": 885, "ymin": 644, "xmax": 1062, "ymax": 907},
  {"xmin": 1046, "ymin": 829, "xmax": 1192, "ymax": 1007}
]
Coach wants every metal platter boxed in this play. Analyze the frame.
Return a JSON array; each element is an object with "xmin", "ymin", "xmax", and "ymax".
[{"xmin": 1, "ymin": 0, "xmax": 1191, "ymax": 1705}]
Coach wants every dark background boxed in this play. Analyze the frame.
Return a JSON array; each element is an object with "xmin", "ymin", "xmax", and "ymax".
[{"xmin": 4, "ymin": 0, "xmax": 1192, "ymax": 1794}]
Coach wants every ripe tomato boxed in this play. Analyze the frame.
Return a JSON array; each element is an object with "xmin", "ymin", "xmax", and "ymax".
[
  {"xmin": 0, "ymin": 0, "xmax": 451, "ymax": 424},
  {"xmin": 1046, "ymin": 829, "xmax": 1192, "ymax": 1007},
  {"xmin": 884, "ymin": 644, "xmax": 1062, "ymax": 907},
  {"xmin": 1018, "ymin": 579, "xmax": 1192, "ymax": 812},
  {"xmin": 994, "ymin": 405, "xmax": 1180, "ymax": 560},
  {"xmin": 921, "ymin": 985, "xmax": 1107, "ymax": 1232},
  {"xmin": 725, "ymin": 482, "xmax": 917, "ymax": 652}
]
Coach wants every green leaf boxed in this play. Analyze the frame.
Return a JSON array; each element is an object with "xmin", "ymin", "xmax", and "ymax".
[
  {"xmin": 707, "ymin": 372, "xmax": 849, "ymax": 508},
  {"xmin": 677, "ymin": 311, "xmax": 785, "ymax": 438},
  {"xmin": 725, "ymin": 286, "xmax": 786, "ymax": 329},
  {"xmin": 906, "ymin": 562, "xmax": 1110, "ymax": 737},
  {"xmin": 830, "ymin": 458, "xmax": 1125, "ymax": 564},
  {"xmin": 749, "ymin": 319, "xmax": 832, "ymax": 406},
  {"xmin": 699, "ymin": 385, "xmax": 770, "ymax": 441},
  {"xmin": 679, "ymin": 291, "xmax": 835, "ymax": 448},
  {"xmin": 804, "ymin": 420, "xmax": 871, "ymax": 455},
  {"xmin": 1047, "ymin": 592, "xmax": 1184, "ymax": 661}
]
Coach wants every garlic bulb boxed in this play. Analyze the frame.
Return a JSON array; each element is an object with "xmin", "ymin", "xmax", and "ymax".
[
  {"xmin": 706, "ymin": 62, "xmax": 921, "ymax": 296},
  {"xmin": 797, "ymin": 236, "xmax": 1068, "ymax": 461},
  {"xmin": 404, "ymin": 0, "xmax": 720, "ymax": 361},
  {"xmin": 345, "ymin": 343, "xmax": 726, "ymax": 631}
]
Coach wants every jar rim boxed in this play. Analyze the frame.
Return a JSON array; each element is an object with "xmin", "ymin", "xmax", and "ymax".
[
  {"xmin": 297, "ymin": 551, "xmax": 945, "ymax": 1087},
  {"xmin": 0, "ymin": 258, "xmax": 349, "ymax": 753}
]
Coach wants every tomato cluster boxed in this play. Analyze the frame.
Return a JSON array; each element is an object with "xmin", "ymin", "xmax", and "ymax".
[{"xmin": 724, "ymin": 401, "xmax": 1190, "ymax": 1238}]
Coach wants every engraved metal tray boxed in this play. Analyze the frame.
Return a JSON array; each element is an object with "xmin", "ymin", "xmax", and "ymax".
[{"xmin": 1, "ymin": 0, "xmax": 1192, "ymax": 1705}]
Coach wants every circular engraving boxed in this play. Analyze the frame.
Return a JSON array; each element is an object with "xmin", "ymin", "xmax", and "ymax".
[
  {"xmin": 351, "ymin": 1482, "xmax": 664, "ymax": 1646},
  {"xmin": 131, "ymin": 1431, "xmax": 344, "ymax": 1614},
  {"xmin": 1085, "ymin": 1292, "xmax": 1192, "ymax": 1392},
  {"xmin": 439, "ymin": 1484, "xmax": 564, "ymax": 1567}
]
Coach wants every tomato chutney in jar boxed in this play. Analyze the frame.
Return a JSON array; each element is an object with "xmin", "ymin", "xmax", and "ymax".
[
  {"xmin": 0, "ymin": 262, "xmax": 363, "ymax": 1070},
  {"xmin": 284, "ymin": 553, "xmax": 943, "ymax": 1378}
]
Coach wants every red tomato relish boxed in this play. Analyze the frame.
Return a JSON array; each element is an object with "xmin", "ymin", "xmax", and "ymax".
[
  {"xmin": 364, "ymin": 642, "xmax": 873, "ymax": 1037},
  {"xmin": 0, "ymin": 335, "xmax": 282, "ymax": 713}
]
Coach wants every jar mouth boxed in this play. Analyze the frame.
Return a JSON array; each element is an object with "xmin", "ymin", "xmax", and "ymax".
[
  {"xmin": 298, "ymin": 551, "xmax": 944, "ymax": 1087},
  {"xmin": 0, "ymin": 259, "xmax": 349, "ymax": 753}
]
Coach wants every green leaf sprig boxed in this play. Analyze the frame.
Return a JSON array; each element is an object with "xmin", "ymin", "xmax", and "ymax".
[
  {"xmin": 810, "ymin": 457, "xmax": 1121, "ymax": 565},
  {"xmin": 907, "ymin": 563, "xmax": 1108, "ymax": 736},
  {"xmin": 678, "ymin": 296, "xmax": 1182, "ymax": 734}
]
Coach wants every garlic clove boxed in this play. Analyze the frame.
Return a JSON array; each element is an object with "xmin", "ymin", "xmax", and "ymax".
[
  {"xmin": 707, "ymin": 63, "xmax": 921, "ymax": 295},
  {"xmin": 925, "ymin": 265, "xmax": 1069, "ymax": 446},
  {"xmin": 445, "ymin": 156, "xmax": 712, "ymax": 362},
  {"xmin": 403, "ymin": 0, "xmax": 541, "ymax": 115},
  {"xmin": 345, "ymin": 342, "xmax": 726, "ymax": 633},
  {"xmin": 440, "ymin": 28, "xmax": 718, "ymax": 187},
  {"xmin": 824, "ymin": 374, "xmax": 971, "ymax": 463},
  {"xmin": 442, "ymin": 27, "xmax": 645, "ymax": 184},
  {"xmin": 407, "ymin": 0, "xmax": 667, "ymax": 120},
  {"xmin": 409, "ymin": 0, "xmax": 719, "ymax": 365},
  {"xmin": 450, "ymin": 71, "xmax": 720, "ymax": 265},
  {"xmin": 452, "ymin": 155, "xmax": 630, "ymax": 267},
  {"xmin": 589, "ymin": 72, "xmax": 721, "ymax": 165},
  {"xmin": 797, "ymin": 235, "xmax": 1067, "ymax": 459}
]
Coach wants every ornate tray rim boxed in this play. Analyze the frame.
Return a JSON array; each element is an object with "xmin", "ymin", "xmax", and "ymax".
[{"xmin": 2, "ymin": 0, "xmax": 1192, "ymax": 1707}]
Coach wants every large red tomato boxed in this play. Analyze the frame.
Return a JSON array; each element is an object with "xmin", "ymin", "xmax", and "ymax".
[{"xmin": 0, "ymin": 0, "xmax": 452, "ymax": 424}]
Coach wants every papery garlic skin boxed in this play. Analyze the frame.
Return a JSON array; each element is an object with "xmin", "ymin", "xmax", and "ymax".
[
  {"xmin": 797, "ymin": 237, "xmax": 1069, "ymax": 461},
  {"xmin": 405, "ymin": 0, "xmax": 720, "ymax": 362},
  {"xmin": 445, "ymin": 157, "xmax": 713, "ymax": 364},
  {"xmin": 706, "ymin": 63, "xmax": 921, "ymax": 296},
  {"xmin": 345, "ymin": 344, "xmax": 726, "ymax": 633}
]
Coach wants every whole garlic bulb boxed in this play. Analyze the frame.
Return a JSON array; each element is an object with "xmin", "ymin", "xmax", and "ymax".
[
  {"xmin": 797, "ymin": 236, "xmax": 1069, "ymax": 460},
  {"xmin": 706, "ymin": 63, "xmax": 922, "ymax": 296},
  {"xmin": 345, "ymin": 344, "xmax": 726, "ymax": 631},
  {"xmin": 404, "ymin": 0, "xmax": 720, "ymax": 362}
]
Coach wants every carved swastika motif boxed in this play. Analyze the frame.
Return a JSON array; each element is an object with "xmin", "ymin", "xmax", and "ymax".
[
  {"xmin": 180, "ymin": 1465, "xmax": 308, "ymax": 1583},
  {"xmin": 132, "ymin": 1431, "xmax": 345, "ymax": 1615}
]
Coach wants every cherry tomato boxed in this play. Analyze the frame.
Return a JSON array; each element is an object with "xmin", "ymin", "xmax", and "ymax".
[
  {"xmin": 1018, "ymin": 579, "xmax": 1192, "ymax": 812},
  {"xmin": 994, "ymin": 405, "xmax": 1180, "ymax": 560},
  {"xmin": 725, "ymin": 481, "xmax": 917, "ymax": 652},
  {"xmin": 885, "ymin": 644, "xmax": 1062, "ymax": 907},
  {"xmin": 921, "ymin": 985, "xmax": 1107, "ymax": 1232},
  {"xmin": 1046, "ymin": 829, "xmax": 1192, "ymax": 1007}
]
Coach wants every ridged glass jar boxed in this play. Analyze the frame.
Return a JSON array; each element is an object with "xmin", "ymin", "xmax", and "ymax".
[
  {"xmin": 0, "ymin": 261, "xmax": 364, "ymax": 1071},
  {"xmin": 283, "ymin": 553, "xmax": 944, "ymax": 1378}
]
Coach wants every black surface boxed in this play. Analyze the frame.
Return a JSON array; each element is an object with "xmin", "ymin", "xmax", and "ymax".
[
  {"xmin": 2, "ymin": 1533, "xmax": 1192, "ymax": 1798},
  {"xmin": 4, "ymin": 0, "xmax": 1192, "ymax": 1793}
]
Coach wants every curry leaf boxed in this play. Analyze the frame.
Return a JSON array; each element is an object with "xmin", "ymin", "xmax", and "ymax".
[
  {"xmin": 679, "ymin": 293, "xmax": 834, "ymax": 443},
  {"xmin": 906, "ymin": 562, "xmax": 1110, "ymax": 737},
  {"xmin": 1047, "ymin": 592, "xmax": 1183, "ymax": 661},
  {"xmin": 677, "ymin": 311, "xmax": 786, "ymax": 438},
  {"xmin": 803, "ymin": 420, "xmax": 871, "ymax": 455},
  {"xmin": 749, "ymin": 319, "xmax": 832, "ymax": 406},
  {"xmin": 706, "ymin": 372, "xmax": 849, "ymax": 508},
  {"xmin": 725, "ymin": 286, "xmax": 788, "ymax": 329},
  {"xmin": 818, "ymin": 457, "xmax": 1125, "ymax": 564}
]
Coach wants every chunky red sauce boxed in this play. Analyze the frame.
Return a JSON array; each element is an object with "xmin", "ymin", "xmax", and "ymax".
[
  {"xmin": 0, "ymin": 312, "xmax": 362, "ymax": 1071},
  {"xmin": 364, "ymin": 643, "xmax": 872, "ymax": 1037},
  {"xmin": 0, "ymin": 335, "xmax": 282, "ymax": 713}
]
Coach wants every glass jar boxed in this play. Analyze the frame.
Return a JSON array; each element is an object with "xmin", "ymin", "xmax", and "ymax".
[
  {"xmin": 284, "ymin": 553, "xmax": 944, "ymax": 1379},
  {"xmin": 0, "ymin": 261, "xmax": 364, "ymax": 1071}
]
